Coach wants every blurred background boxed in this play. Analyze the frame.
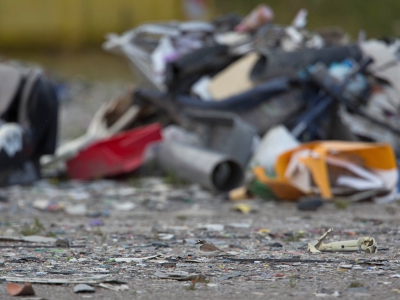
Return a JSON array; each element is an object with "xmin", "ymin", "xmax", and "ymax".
[{"xmin": 1, "ymin": 0, "xmax": 399, "ymax": 81}]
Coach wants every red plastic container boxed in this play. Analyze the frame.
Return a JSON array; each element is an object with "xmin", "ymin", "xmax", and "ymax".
[{"xmin": 66, "ymin": 123, "xmax": 162, "ymax": 180}]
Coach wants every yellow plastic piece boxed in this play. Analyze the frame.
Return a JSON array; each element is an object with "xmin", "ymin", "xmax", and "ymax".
[{"xmin": 232, "ymin": 203, "xmax": 253, "ymax": 214}]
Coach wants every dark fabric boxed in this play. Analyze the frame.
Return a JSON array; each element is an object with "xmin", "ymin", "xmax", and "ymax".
[
  {"xmin": 23, "ymin": 75, "xmax": 59, "ymax": 156},
  {"xmin": 0, "ymin": 67, "xmax": 58, "ymax": 173}
]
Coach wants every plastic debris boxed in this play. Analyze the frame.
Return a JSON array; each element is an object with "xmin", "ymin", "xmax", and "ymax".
[
  {"xmin": 255, "ymin": 141, "xmax": 398, "ymax": 200},
  {"xmin": 228, "ymin": 186, "xmax": 252, "ymax": 201},
  {"xmin": 67, "ymin": 123, "xmax": 162, "ymax": 180},
  {"xmin": 308, "ymin": 228, "xmax": 378, "ymax": 253},
  {"xmin": 246, "ymin": 125, "xmax": 299, "ymax": 179},
  {"xmin": 231, "ymin": 203, "xmax": 254, "ymax": 214}
]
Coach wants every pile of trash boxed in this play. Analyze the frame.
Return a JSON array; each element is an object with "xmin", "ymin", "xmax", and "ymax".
[{"xmin": 3, "ymin": 4, "xmax": 400, "ymax": 205}]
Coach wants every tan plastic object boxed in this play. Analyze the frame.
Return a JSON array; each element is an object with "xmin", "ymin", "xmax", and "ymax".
[
  {"xmin": 7, "ymin": 282, "xmax": 35, "ymax": 296},
  {"xmin": 208, "ymin": 53, "xmax": 258, "ymax": 100},
  {"xmin": 229, "ymin": 186, "xmax": 251, "ymax": 201},
  {"xmin": 318, "ymin": 237, "xmax": 377, "ymax": 253},
  {"xmin": 308, "ymin": 228, "xmax": 377, "ymax": 254}
]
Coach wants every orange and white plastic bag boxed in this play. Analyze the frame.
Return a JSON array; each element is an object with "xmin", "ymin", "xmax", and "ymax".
[{"xmin": 254, "ymin": 141, "xmax": 398, "ymax": 201}]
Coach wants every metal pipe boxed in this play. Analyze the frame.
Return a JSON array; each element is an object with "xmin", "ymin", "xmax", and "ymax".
[{"xmin": 157, "ymin": 142, "xmax": 243, "ymax": 192}]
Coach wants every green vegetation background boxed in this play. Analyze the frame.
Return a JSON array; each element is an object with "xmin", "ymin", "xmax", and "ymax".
[{"xmin": 215, "ymin": 0, "xmax": 400, "ymax": 39}]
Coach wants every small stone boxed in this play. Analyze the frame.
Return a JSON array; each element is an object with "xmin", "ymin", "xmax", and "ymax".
[
  {"xmin": 340, "ymin": 264, "xmax": 353, "ymax": 269},
  {"xmin": 65, "ymin": 204, "xmax": 87, "ymax": 216},
  {"xmin": 74, "ymin": 284, "xmax": 95, "ymax": 293}
]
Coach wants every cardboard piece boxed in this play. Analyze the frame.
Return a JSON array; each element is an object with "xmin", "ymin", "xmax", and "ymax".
[{"xmin": 208, "ymin": 53, "xmax": 259, "ymax": 100}]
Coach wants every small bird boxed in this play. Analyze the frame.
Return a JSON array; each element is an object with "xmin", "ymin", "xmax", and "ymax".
[
  {"xmin": 195, "ymin": 239, "xmax": 225, "ymax": 257},
  {"xmin": 160, "ymin": 262, "xmax": 177, "ymax": 270}
]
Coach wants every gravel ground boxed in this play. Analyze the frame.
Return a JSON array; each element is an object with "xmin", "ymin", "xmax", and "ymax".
[{"xmin": 0, "ymin": 177, "xmax": 400, "ymax": 299}]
